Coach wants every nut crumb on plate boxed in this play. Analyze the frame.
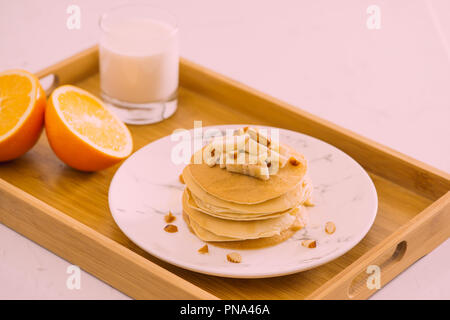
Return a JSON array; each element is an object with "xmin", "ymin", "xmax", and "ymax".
[
  {"xmin": 179, "ymin": 174, "xmax": 185, "ymax": 184},
  {"xmin": 289, "ymin": 207, "xmax": 299, "ymax": 216},
  {"xmin": 227, "ymin": 252, "xmax": 242, "ymax": 263},
  {"xmin": 290, "ymin": 218, "xmax": 304, "ymax": 231},
  {"xmin": 164, "ymin": 211, "xmax": 176, "ymax": 223},
  {"xmin": 164, "ymin": 224, "xmax": 178, "ymax": 233},
  {"xmin": 198, "ymin": 244, "xmax": 209, "ymax": 254},
  {"xmin": 301, "ymin": 239, "xmax": 317, "ymax": 248},
  {"xmin": 325, "ymin": 221, "xmax": 336, "ymax": 234}
]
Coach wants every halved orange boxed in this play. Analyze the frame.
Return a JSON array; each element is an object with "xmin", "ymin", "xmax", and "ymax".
[
  {"xmin": 0, "ymin": 70, "xmax": 46, "ymax": 161},
  {"xmin": 45, "ymin": 85, "xmax": 133, "ymax": 171}
]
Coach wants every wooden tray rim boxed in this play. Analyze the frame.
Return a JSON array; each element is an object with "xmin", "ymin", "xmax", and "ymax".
[{"xmin": 0, "ymin": 46, "xmax": 448, "ymax": 300}]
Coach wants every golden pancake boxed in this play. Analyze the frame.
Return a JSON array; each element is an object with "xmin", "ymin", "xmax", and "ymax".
[
  {"xmin": 182, "ymin": 190, "xmax": 296, "ymax": 239},
  {"xmin": 211, "ymin": 228, "xmax": 299, "ymax": 250},
  {"xmin": 183, "ymin": 212, "xmax": 239, "ymax": 241},
  {"xmin": 183, "ymin": 211, "xmax": 303, "ymax": 250},
  {"xmin": 188, "ymin": 146, "xmax": 307, "ymax": 204},
  {"xmin": 185, "ymin": 188, "xmax": 287, "ymax": 220},
  {"xmin": 182, "ymin": 165, "xmax": 306, "ymax": 214},
  {"xmin": 187, "ymin": 146, "xmax": 307, "ymax": 204}
]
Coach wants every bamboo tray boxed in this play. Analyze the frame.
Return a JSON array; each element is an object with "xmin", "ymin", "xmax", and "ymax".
[{"xmin": 0, "ymin": 46, "xmax": 449, "ymax": 300}]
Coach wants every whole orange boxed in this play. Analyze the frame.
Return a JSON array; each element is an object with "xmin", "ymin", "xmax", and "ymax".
[{"xmin": 0, "ymin": 70, "xmax": 46, "ymax": 161}]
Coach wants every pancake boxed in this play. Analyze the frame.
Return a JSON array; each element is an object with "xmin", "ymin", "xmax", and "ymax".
[
  {"xmin": 187, "ymin": 146, "xmax": 307, "ymax": 204},
  {"xmin": 179, "ymin": 128, "xmax": 313, "ymax": 250},
  {"xmin": 182, "ymin": 165, "xmax": 306, "ymax": 214},
  {"xmin": 182, "ymin": 209, "xmax": 306, "ymax": 250},
  {"xmin": 182, "ymin": 190, "xmax": 296, "ymax": 239},
  {"xmin": 185, "ymin": 188, "xmax": 287, "ymax": 221},
  {"xmin": 183, "ymin": 212, "xmax": 239, "ymax": 242}
]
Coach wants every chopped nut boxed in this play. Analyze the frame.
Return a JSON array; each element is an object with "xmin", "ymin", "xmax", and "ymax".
[
  {"xmin": 290, "ymin": 218, "xmax": 305, "ymax": 231},
  {"xmin": 164, "ymin": 211, "xmax": 176, "ymax": 223},
  {"xmin": 267, "ymin": 162, "xmax": 272, "ymax": 168},
  {"xmin": 289, "ymin": 156, "xmax": 301, "ymax": 166},
  {"xmin": 301, "ymin": 239, "xmax": 317, "ymax": 248},
  {"xmin": 243, "ymin": 126, "xmax": 249, "ymax": 132},
  {"xmin": 303, "ymin": 197, "xmax": 314, "ymax": 207},
  {"xmin": 226, "ymin": 252, "xmax": 242, "ymax": 263},
  {"xmin": 325, "ymin": 221, "xmax": 336, "ymax": 235},
  {"xmin": 179, "ymin": 174, "xmax": 185, "ymax": 184},
  {"xmin": 164, "ymin": 224, "xmax": 178, "ymax": 233},
  {"xmin": 198, "ymin": 244, "xmax": 209, "ymax": 254},
  {"xmin": 211, "ymin": 148, "xmax": 215, "ymax": 157},
  {"xmin": 289, "ymin": 207, "xmax": 299, "ymax": 216}
]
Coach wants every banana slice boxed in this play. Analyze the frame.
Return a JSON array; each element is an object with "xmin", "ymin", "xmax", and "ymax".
[
  {"xmin": 203, "ymin": 127, "xmax": 292, "ymax": 179},
  {"xmin": 211, "ymin": 134, "xmax": 249, "ymax": 154},
  {"xmin": 226, "ymin": 161, "xmax": 270, "ymax": 180}
]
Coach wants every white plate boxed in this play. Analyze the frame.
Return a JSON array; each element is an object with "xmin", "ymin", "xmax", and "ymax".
[{"xmin": 108, "ymin": 126, "xmax": 378, "ymax": 278}]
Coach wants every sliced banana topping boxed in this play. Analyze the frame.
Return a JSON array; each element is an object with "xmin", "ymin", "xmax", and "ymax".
[
  {"xmin": 211, "ymin": 134, "xmax": 249, "ymax": 153},
  {"xmin": 202, "ymin": 127, "xmax": 295, "ymax": 180},
  {"xmin": 203, "ymin": 143, "xmax": 220, "ymax": 167},
  {"xmin": 226, "ymin": 161, "xmax": 270, "ymax": 180},
  {"xmin": 244, "ymin": 127, "xmax": 272, "ymax": 147}
]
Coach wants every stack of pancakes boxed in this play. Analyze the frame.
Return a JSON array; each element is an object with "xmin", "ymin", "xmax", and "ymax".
[{"xmin": 182, "ymin": 130, "xmax": 313, "ymax": 249}]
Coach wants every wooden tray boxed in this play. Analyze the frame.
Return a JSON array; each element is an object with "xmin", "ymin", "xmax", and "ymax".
[{"xmin": 0, "ymin": 46, "xmax": 449, "ymax": 300}]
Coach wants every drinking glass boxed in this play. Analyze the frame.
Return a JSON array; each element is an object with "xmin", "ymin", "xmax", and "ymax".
[{"xmin": 99, "ymin": 5, "xmax": 179, "ymax": 124}]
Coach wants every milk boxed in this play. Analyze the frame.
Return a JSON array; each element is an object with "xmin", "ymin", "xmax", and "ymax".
[{"xmin": 99, "ymin": 18, "xmax": 179, "ymax": 104}]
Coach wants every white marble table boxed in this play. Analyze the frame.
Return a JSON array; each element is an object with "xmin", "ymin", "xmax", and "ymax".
[{"xmin": 0, "ymin": 0, "xmax": 449, "ymax": 299}]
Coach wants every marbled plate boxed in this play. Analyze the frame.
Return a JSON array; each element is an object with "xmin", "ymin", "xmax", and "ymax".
[{"xmin": 108, "ymin": 126, "xmax": 378, "ymax": 278}]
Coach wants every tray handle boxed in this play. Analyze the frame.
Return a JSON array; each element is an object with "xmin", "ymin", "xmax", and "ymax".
[
  {"xmin": 39, "ymin": 73, "xmax": 59, "ymax": 97},
  {"xmin": 36, "ymin": 45, "xmax": 99, "ymax": 96},
  {"xmin": 308, "ymin": 191, "xmax": 450, "ymax": 300},
  {"xmin": 347, "ymin": 240, "xmax": 407, "ymax": 298}
]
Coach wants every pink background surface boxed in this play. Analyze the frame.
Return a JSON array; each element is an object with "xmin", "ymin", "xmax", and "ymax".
[{"xmin": 0, "ymin": 0, "xmax": 449, "ymax": 299}]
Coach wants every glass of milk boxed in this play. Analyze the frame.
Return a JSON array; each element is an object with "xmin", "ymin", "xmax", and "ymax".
[{"xmin": 99, "ymin": 5, "xmax": 178, "ymax": 124}]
